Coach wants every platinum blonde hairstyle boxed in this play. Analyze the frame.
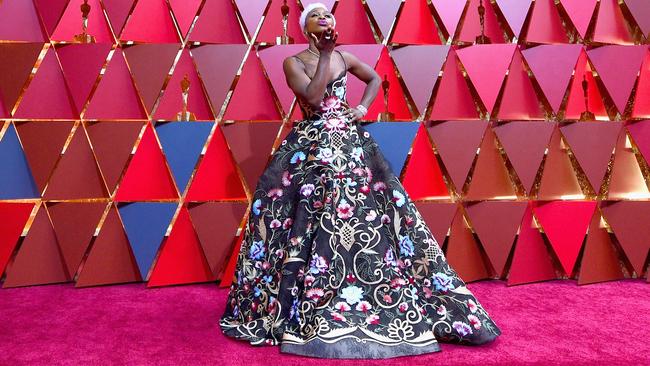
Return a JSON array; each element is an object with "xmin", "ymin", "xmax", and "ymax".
[{"xmin": 299, "ymin": 2, "xmax": 336, "ymax": 39}]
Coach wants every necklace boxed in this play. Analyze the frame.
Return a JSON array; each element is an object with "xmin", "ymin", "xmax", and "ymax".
[{"xmin": 307, "ymin": 48, "xmax": 320, "ymax": 57}]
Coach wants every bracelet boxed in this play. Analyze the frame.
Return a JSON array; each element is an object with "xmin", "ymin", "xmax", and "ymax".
[{"xmin": 355, "ymin": 104, "xmax": 368, "ymax": 116}]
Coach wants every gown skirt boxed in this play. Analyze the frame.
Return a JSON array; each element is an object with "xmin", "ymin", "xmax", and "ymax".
[{"xmin": 219, "ymin": 72, "xmax": 502, "ymax": 359}]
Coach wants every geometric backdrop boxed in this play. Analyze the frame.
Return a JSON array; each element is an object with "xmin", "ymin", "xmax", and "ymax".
[{"xmin": 1, "ymin": 0, "xmax": 649, "ymax": 289}]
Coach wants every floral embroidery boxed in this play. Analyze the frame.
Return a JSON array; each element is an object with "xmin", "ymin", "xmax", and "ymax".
[
  {"xmin": 432, "ymin": 272, "xmax": 455, "ymax": 292},
  {"xmin": 290, "ymin": 151, "xmax": 306, "ymax": 164},
  {"xmin": 340, "ymin": 285, "xmax": 364, "ymax": 305},
  {"xmin": 309, "ymin": 254, "xmax": 328, "ymax": 274},
  {"xmin": 252, "ymin": 199, "xmax": 262, "ymax": 215},
  {"xmin": 219, "ymin": 60, "xmax": 501, "ymax": 357},
  {"xmin": 248, "ymin": 239, "xmax": 265, "ymax": 260},
  {"xmin": 399, "ymin": 234, "xmax": 415, "ymax": 257},
  {"xmin": 300, "ymin": 183, "xmax": 315, "ymax": 197},
  {"xmin": 336, "ymin": 198, "xmax": 354, "ymax": 219},
  {"xmin": 452, "ymin": 321, "xmax": 473, "ymax": 336}
]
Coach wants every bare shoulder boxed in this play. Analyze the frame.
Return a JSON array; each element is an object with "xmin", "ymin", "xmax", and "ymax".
[
  {"xmin": 283, "ymin": 54, "xmax": 302, "ymax": 74},
  {"xmin": 283, "ymin": 54, "xmax": 298, "ymax": 66}
]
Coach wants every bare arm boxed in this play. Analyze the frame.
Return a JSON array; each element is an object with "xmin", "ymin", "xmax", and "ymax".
[{"xmin": 283, "ymin": 51, "xmax": 335, "ymax": 109}]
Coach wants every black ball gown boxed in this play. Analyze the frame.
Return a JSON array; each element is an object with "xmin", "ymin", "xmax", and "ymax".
[{"xmin": 219, "ymin": 51, "xmax": 502, "ymax": 359}]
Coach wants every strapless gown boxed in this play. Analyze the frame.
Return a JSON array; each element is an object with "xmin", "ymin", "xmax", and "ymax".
[{"xmin": 219, "ymin": 70, "xmax": 502, "ymax": 359}]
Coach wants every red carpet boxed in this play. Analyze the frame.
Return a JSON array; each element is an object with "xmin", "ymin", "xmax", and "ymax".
[{"xmin": 0, "ymin": 279, "xmax": 647, "ymax": 365}]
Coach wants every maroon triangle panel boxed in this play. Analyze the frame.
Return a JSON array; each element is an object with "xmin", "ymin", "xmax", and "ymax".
[
  {"xmin": 188, "ymin": 201, "xmax": 248, "ymax": 279},
  {"xmin": 2, "ymin": 204, "xmax": 71, "ymax": 288},
  {"xmin": 46, "ymin": 202, "xmax": 107, "ymax": 278},
  {"xmin": 76, "ymin": 205, "xmax": 143, "ymax": 287}
]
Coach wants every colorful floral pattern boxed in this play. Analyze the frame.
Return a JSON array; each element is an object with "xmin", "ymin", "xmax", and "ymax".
[{"xmin": 219, "ymin": 65, "xmax": 501, "ymax": 359}]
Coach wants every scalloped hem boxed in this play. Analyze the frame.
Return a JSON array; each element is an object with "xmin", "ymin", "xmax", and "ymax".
[{"xmin": 279, "ymin": 333, "xmax": 441, "ymax": 359}]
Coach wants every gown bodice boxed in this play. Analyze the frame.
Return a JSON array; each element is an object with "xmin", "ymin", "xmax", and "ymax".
[
  {"xmin": 294, "ymin": 49, "xmax": 350, "ymax": 124},
  {"xmin": 296, "ymin": 70, "xmax": 349, "ymax": 123}
]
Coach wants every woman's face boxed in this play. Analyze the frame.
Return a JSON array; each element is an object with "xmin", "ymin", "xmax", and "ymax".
[{"xmin": 304, "ymin": 7, "xmax": 334, "ymax": 36}]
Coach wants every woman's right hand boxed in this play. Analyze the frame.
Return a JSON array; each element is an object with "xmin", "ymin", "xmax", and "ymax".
[{"xmin": 309, "ymin": 26, "xmax": 338, "ymax": 54}]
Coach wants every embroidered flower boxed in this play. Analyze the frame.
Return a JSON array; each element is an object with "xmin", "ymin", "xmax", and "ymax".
[
  {"xmin": 304, "ymin": 275, "xmax": 315, "ymax": 287},
  {"xmin": 306, "ymin": 288, "xmax": 324, "ymax": 301},
  {"xmin": 452, "ymin": 321, "xmax": 473, "ymax": 336},
  {"xmin": 432, "ymin": 272, "xmax": 455, "ymax": 292},
  {"xmin": 436, "ymin": 305, "xmax": 447, "ymax": 316},
  {"xmin": 334, "ymin": 84, "xmax": 346, "ymax": 100},
  {"xmin": 355, "ymin": 301, "xmax": 372, "ymax": 313},
  {"xmin": 390, "ymin": 277, "xmax": 407, "ymax": 289},
  {"xmin": 334, "ymin": 301, "xmax": 351, "ymax": 312},
  {"xmin": 290, "ymin": 151, "xmax": 306, "ymax": 164},
  {"xmin": 364, "ymin": 131, "xmax": 370, "ymax": 138},
  {"xmin": 384, "ymin": 248, "xmax": 397, "ymax": 267},
  {"xmin": 316, "ymin": 147, "xmax": 335, "ymax": 164},
  {"xmin": 373, "ymin": 181, "xmax": 386, "ymax": 191},
  {"xmin": 467, "ymin": 299, "xmax": 478, "ymax": 313},
  {"xmin": 387, "ymin": 318, "xmax": 414, "ymax": 339},
  {"xmin": 282, "ymin": 218, "xmax": 293, "ymax": 229},
  {"xmin": 252, "ymin": 198, "xmax": 262, "ymax": 215},
  {"xmin": 269, "ymin": 219, "xmax": 281, "ymax": 229},
  {"xmin": 398, "ymin": 302, "xmax": 408, "ymax": 313},
  {"xmin": 468, "ymin": 314, "xmax": 481, "ymax": 330},
  {"xmin": 392, "ymin": 189, "xmax": 405, "ymax": 207},
  {"xmin": 399, "ymin": 234, "xmax": 415, "ymax": 257},
  {"xmin": 320, "ymin": 95, "xmax": 341, "ymax": 111},
  {"xmin": 325, "ymin": 117, "xmax": 347, "ymax": 132},
  {"xmin": 300, "ymin": 183, "xmax": 315, "ymax": 196},
  {"xmin": 249, "ymin": 239, "xmax": 265, "ymax": 260},
  {"xmin": 289, "ymin": 235, "xmax": 303, "ymax": 247},
  {"xmin": 336, "ymin": 198, "xmax": 354, "ymax": 219},
  {"xmin": 309, "ymin": 253, "xmax": 328, "ymax": 274},
  {"xmin": 267, "ymin": 188, "xmax": 283, "ymax": 200},
  {"xmin": 365, "ymin": 209, "xmax": 377, "ymax": 221},
  {"xmin": 383, "ymin": 294, "xmax": 393, "ymax": 303},
  {"xmin": 381, "ymin": 214, "xmax": 391, "ymax": 224},
  {"xmin": 340, "ymin": 285, "xmax": 364, "ymax": 304},
  {"xmin": 331, "ymin": 311, "xmax": 346, "ymax": 322},
  {"xmin": 351, "ymin": 146, "xmax": 364, "ymax": 162},
  {"xmin": 352, "ymin": 167, "xmax": 365, "ymax": 176},
  {"xmin": 366, "ymin": 314, "xmax": 380, "ymax": 325},
  {"xmin": 282, "ymin": 170, "xmax": 292, "ymax": 186}
]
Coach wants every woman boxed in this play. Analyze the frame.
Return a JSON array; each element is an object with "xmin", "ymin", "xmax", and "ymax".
[{"xmin": 219, "ymin": 3, "xmax": 502, "ymax": 359}]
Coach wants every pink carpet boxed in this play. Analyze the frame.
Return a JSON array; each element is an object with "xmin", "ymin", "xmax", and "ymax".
[{"xmin": 0, "ymin": 279, "xmax": 647, "ymax": 365}]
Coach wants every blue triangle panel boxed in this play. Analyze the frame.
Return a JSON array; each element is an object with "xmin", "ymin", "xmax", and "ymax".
[
  {"xmin": 155, "ymin": 121, "xmax": 214, "ymax": 191},
  {"xmin": 118, "ymin": 202, "xmax": 178, "ymax": 277},
  {"xmin": 359, "ymin": 121, "xmax": 420, "ymax": 176},
  {"xmin": 0, "ymin": 123, "xmax": 39, "ymax": 199}
]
